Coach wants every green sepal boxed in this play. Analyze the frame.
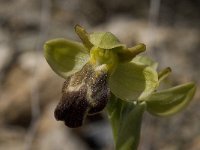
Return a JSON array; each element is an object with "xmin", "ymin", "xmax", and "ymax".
[
  {"xmin": 109, "ymin": 62, "xmax": 158, "ymax": 101},
  {"xmin": 107, "ymin": 94, "xmax": 146, "ymax": 150},
  {"xmin": 74, "ymin": 25, "xmax": 93, "ymax": 50},
  {"xmin": 89, "ymin": 32, "xmax": 125, "ymax": 49},
  {"xmin": 145, "ymin": 82, "xmax": 196, "ymax": 116},
  {"xmin": 44, "ymin": 38, "xmax": 89, "ymax": 79}
]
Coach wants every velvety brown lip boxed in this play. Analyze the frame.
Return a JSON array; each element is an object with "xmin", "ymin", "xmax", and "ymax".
[
  {"xmin": 54, "ymin": 84, "xmax": 89, "ymax": 128},
  {"xmin": 54, "ymin": 63, "xmax": 110, "ymax": 128}
]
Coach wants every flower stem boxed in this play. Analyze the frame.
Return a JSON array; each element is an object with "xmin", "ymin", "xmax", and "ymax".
[{"xmin": 106, "ymin": 94, "xmax": 146, "ymax": 150}]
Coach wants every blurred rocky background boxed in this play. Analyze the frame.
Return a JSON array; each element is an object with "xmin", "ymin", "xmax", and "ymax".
[{"xmin": 0, "ymin": 0, "xmax": 199, "ymax": 150}]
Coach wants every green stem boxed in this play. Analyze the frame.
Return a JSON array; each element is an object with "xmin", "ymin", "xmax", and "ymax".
[{"xmin": 106, "ymin": 94, "xmax": 146, "ymax": 150}]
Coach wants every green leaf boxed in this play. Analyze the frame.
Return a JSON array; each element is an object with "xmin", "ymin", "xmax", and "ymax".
[
  {"xmin": 107, "ymin": 94, "xmax": 146, "ymax": 150},
  {"xmin": 145, "ymin": 82, "xmax": 196, "ymax": 116},
  {"xmin": 109, "ymin": 62, "xmax": 158, "ymax": 101},
  {"xmin": 89, "ymin": 32, "xmax": 125, "ymax": 49},
  {"xmin": 44, "ymin": 38, "xmax": 89, "ymax": 78}
]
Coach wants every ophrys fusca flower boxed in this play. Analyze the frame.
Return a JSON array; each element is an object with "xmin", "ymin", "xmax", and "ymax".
[{"xmin": 44, "ymin": 25, "xmax": 195, "ymax": 128}]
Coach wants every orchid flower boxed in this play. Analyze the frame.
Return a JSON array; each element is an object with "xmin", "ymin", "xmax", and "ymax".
[{"xmin": 44, "ymin": 25, "xmax": 196, "ymax": 150}]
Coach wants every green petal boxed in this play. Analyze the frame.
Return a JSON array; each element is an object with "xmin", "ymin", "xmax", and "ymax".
[
  {"xmin": 109, "ymin": 62, "xmax": 158, "ymax": 101},
  {"xmin": 132, "ymin": 55, "xmax": 158, "ymax": 70},
  {"xmin": 89, "ymin": 32, "xmax": 125, "ymax": 49},
  {"xmin": 145, "ymin": 82, "xmax": 196, "ymax": 116},
  {"xmin": 117, "ymin": 43, "xmax": 146, "ymax": 62},
  {"xmin": 44, "ymin": 38, "xmax": 89, "ymax": 78},
  {"xmin": 158, "ymin": 67, "xmax": 172, "ymax": 83}
]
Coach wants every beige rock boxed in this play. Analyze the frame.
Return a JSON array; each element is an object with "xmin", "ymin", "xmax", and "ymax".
[
  {"xmin": 0, "ymin": 53, "xmax": 63, "ymax": 126},
  {"xmin": 0, "ymin": 127, "xmax": 26, "ymax": 150},
  {"xmin": 31, "ymin": 103, "xmax": 89, "ymax": 150}
]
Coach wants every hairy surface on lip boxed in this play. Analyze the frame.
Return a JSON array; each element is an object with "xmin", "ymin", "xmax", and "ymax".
[{"xmin": 54, "ymin": 63, "xmax": 110, "ymax": 128}]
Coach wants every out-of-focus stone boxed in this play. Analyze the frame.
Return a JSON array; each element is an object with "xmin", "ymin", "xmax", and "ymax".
[
  {"xmin": 0, "ymin": 52, "xmax": 63, "ymax": 127},
  {"xmin": 0, "ymin": 126, "xmax": 26, "ymax": 150},
  {"xmin": 0, "ymin": 44, "xmax": 12, "ymax": 71},
  {"xmin": 0, "ymin": 30, "xmax": 12, "ymax": 72},
  {"xmin": 79, "ymin": 120, "xmax": 114, "ymax": 150},
  {"xmin": 31, "ymin": 103, "xmax": 89, "ymax": 150},
  {"xmin": 189, "ymin": 136, "xmax": 200, "ymax": 150}
]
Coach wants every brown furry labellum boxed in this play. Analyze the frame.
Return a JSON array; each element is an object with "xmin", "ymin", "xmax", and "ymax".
[{"xmin": 54, "ymin": 63, "xmax": 110, "ymax": 128}]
